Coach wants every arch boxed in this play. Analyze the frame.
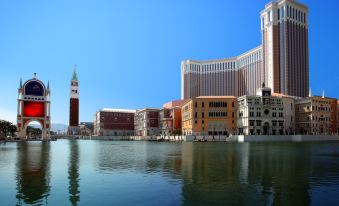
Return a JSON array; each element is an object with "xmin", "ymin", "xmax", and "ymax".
[
  {"xmin": 23, "ymin": 80, "xmax": 46, "ymax": 96},
  {"xmin": 263, "ymin": 122, "xmax": 270, "ymax": 135},
  {"xmin": 17, "ymin": 76, "xmax": 51, "ymax": 140},
  {"xmin": 25, "ymin": 120, "xmax": 43, "ymax": 139}
]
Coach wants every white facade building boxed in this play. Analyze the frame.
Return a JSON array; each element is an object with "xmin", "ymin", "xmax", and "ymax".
[{"xmin": 237, "ymin": 86, "xmax": 295, "ymax": 135}]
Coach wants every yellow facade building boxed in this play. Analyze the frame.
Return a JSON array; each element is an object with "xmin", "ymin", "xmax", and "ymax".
[
  {"xmin": 182, "ymin": 96, "xmax": 237, "ymax": 136},
  {"xmin": 296, "ymin": 95, "xmax": 338, "ymax": 135}
]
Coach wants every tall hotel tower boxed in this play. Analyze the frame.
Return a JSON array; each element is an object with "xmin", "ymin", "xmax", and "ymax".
[
  {"xmin": 68, "ymin": 65, "xmax": 80, "ymax": 135},
  {"xmin": 181, "ymin": 0, "xmax": 309, "ymax": 99}
]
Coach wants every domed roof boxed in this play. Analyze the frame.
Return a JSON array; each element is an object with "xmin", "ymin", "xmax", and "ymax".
[{"xmin": 23, "ymin": 75, "xmax": 46, "ymax": 96}]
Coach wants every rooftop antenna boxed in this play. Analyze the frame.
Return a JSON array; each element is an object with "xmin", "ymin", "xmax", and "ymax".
[{"xmin": 308, "ymin": 88, "xmax": 312, "ymax": 97}]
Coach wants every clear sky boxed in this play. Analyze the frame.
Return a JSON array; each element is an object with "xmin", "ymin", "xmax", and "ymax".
[{"xmin": 0, "ymin": 0, "xmax": 338, "ymax": 124}]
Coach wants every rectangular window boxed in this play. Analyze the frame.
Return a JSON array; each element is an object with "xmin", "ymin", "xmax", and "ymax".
[
  {"xmin": 278, "ymin": 9, "xmax": 280, "ymax": 20},
  {"xmin": 268, "ymin": 11, "xmax": 271, "ymax": 22},
  {"xmin": 262, "ymin": 18, "xmax": 265, "ymax": 29},
  {"xmin": 282, "ymin": 6, "xmax": 285, "ymax": 18}
]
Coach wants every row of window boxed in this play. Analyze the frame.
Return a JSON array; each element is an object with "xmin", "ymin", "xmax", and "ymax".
[
  {"xmin": 272, "ymin": 121, "xmax": 284, "ymax": 127},
  {"xmin": 194, "ymin": 101, "xmax": 235, "ymax": 108},
  {"xmin": 302, "ymin": 116, "xmax": 332, "ymax": 122},
  {"xmin": 249, "ymin": 120, "xmax": 262, "ymax": 127},
  {"xmin": 209, "ymin": 101, "xmax": 227, "ymax": 108},
  {"xmin": 194, "ymin": 119, "xmax": 235, "ymax": 125},
  {"xmin": 248, "ymin": 120, "xmax": 284, "ymax": 127},
  {"xmin": 238, "ymin": 50, "xmax": 262, "ymax": 68},
  {"xmin": 194, "ymin": 111, "xmax": 237, "ymax": 118},
  {"xmin": 246, "ymin": 112, "xmax": 284, "ymax": 117},
  {"xmin": 188, "ymin": 62, "xmax": 237, "ymax": 73},
  {"xmin": 24, "ymin": 97, "xmax": 45, "ymax": 100},
  {"xmin": 263, "ymin": 5, "xmax": 306, "ymax": 30},
  {"xmin": 209, "ymin": 111, "xmax": 227, "ymax": 118},
  {"xmin": 298, "ymin": 106, "xmax": 332, "ymax": 112},
  {"xmin": 283, "ymin": 5, "xmax": 306, "ymax": 23}
]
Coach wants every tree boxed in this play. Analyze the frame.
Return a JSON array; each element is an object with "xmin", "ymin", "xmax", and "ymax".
[{"xmin": 0, "ymin": 119, "xmax": 17, "ymax": 138}]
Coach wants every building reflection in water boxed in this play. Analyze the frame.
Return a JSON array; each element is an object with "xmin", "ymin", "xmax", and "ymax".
[
  {"xmin": 180, "ymin": 143, "xmax": 312, "ymax": 206},
  {"xmin": 15, "ymin": 141, "xmax": 51, "ymax": 205},
  {"xmin": 68, "ymin": 140, "xmax": 80, "ymax": 206}
]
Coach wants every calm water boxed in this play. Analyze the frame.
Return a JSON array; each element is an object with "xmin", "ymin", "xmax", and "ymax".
[{"xmin": 1, "ymin": 140, "xmax": 339, "ymax": 206}]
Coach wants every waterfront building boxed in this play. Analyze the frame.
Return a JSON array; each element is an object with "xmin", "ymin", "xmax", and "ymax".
[
  {"xmin": 160, "ymin": 100, "xmax": 187, "ymax": 136},
  {"xmin": 237, "ymin": 86, "xmax": 295, "ymax": 135},
  {"xmin": 295, "ymin": 94, "xmax": 338, "ymax": 135},
  {"xmin": 181, "ymin": 0, "xmax": 309, "ymax": 99},
  {"xmin": 79, "ymin": 122, "xmax": 94, "ymax": 136},
  {"xmin": 134, "ymin": 108, "xmax": 160, "ymax": 136},
  {"xmin": 181, "ymin": 96, "xmax": 237, "ymax": 136},
  {"xmin": 79, "ymin": 122, "xmax": 94, "ymax": 133},
  {"xmin": 93, "ymin": 109, "xmax": 136, "ymax": 136},
  {"xmin": 17, "ymin": 73, "xmax": 51, "ymax": 139},
  {"xmin": 68, "ymin": 66, "xmax": 80, "ymax": 135}
]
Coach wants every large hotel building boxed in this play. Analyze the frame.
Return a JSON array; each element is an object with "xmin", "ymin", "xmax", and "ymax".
[{"xmin": 182, "ymin": 0, "xmax": 309, "ymax": 99}]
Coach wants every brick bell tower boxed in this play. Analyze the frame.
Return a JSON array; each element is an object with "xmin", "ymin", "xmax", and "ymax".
[{"xmin": 68, "ymin": 65, "xmax": 80, "ymax": 135}]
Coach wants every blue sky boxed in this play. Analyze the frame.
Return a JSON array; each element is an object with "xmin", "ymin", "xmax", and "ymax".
[{"xmin": 0, "ymin": 0, "xmax": 338, "ymax": 124}]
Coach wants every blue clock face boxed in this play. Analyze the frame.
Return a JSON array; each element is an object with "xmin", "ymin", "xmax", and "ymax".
[{"xmin": 24, "ymin": 81, "xmax": 44, "ymax": 96}]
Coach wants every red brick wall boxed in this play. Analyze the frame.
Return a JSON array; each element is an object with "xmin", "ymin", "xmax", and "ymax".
[
  {"xmin": 69, "ymin": 98, "xmax": 79, "ymax": 126},
  {"xmin": 101, "ymin": 112, "xmax": 134, "ymax": 130}
]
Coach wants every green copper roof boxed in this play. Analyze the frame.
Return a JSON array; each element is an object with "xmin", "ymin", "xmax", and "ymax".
[{"xmin": 72, "ymin": 70, "xmax": 78, "ymax": 81}]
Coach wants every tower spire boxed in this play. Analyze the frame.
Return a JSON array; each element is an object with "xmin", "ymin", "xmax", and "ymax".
[
  {"xmin": 72, "ymin": 64, "xmax": 78, "ymax": 81},
  {"xmin": 47, "ymin": 80, "xmax": 50, "ymax": 90},
  {"xmin": 19, "ymin": 78, "xmax": 22, "ymax": 88},
  {"xmin": 322, "ymin": 90, "xmax": 325, "ymax": 98}
]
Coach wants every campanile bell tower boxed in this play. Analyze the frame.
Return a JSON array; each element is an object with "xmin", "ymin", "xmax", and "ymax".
[{"xmin": 68, "ymin": 65, "xmax": 80, "ymax": 135}]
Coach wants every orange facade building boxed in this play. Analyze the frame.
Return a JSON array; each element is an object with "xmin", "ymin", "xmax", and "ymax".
[
  {"xmin": 181, "ymin": 96, "xmax": 237, "ymax": 136},
  {"xmin": 160, "ymin": 100, "xmax": 187, "ymax": 135}
]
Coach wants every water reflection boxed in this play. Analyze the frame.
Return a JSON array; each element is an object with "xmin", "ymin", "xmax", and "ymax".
[
  {"xmin": 250, "ymin": 144, "xmax": 312, "ymax": 206},
  {"xmin": 15, "ymin": 141, "xmax": 51, "ymax": 205},
  {"xmin": 181, "ymin": 143, "xmax": 260, "ymax": 205},
  {"xmin": 180, "ymin": 143, "xmax": 317, "ymax": 206},
  {"xmin": 5, "ymin": 140, "xmax": 339, "ymax": 205},
  {"xmin": 68, "ymin": 140, "xmax": 80, "ymax": 206}
]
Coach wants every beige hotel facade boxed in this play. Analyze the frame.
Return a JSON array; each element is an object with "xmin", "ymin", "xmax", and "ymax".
[{"xmin": 182, "ymin": 0, "xmax": 309, "ymax": 99}]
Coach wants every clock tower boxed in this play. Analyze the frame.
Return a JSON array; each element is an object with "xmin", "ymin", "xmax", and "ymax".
[{"xmin": 68, "ymin": 65, "xmax": 80, "ymax": 135}]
